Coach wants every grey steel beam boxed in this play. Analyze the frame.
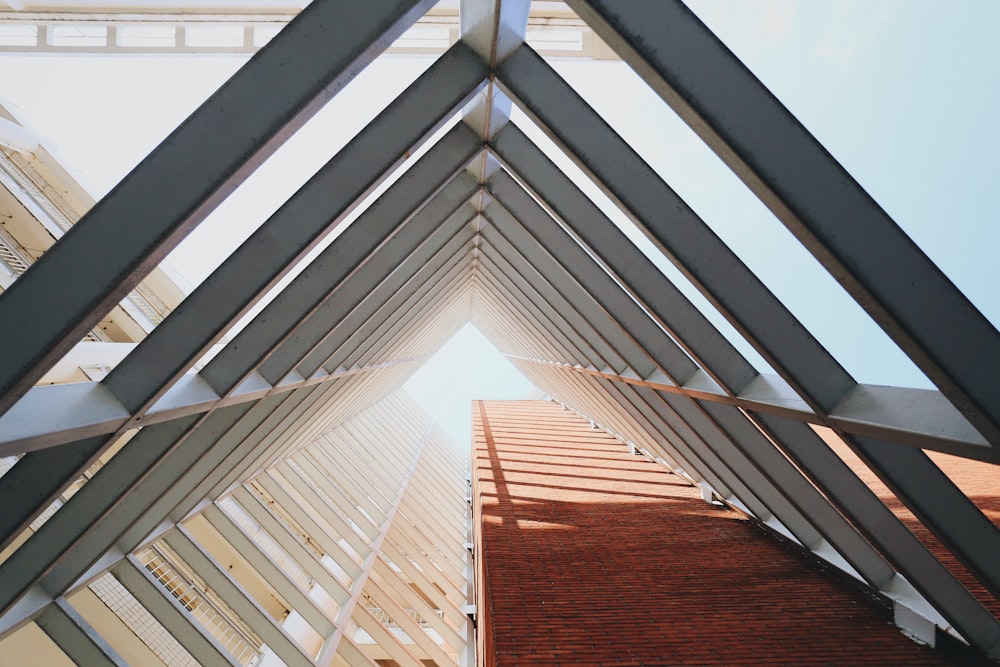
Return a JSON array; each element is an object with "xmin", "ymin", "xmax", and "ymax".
[
  {"xmin": 111, "ymin": 556, "xmax": 237, "ymax": 667},
  {"xmin": 201, "ymin": 503, "xmax": 337, "ymax": 637},
  {"xmin": 480, "ymin": 213, "xmax": 828, "ymax": 546},
  {"xmin": 299, "ymin": 231, "xmax": 474, "ymax": 377},
  {"xmin": 0, "ymin": 436, "xmax": 107, "ymax": 551},
  {"xmin": 126, "ymin": 390, "xmax": 324, "ymax": 548},
  {"xmin": 45, "ymin": 402, "xmax": 276, "ymax": 594},
  {"xmin": 484, "ymin": 215, "xmax": 655, "ymax": 377},
  {"xmin": 754, "ymin": 414, "xmax": 1000, "ymax": 656},
  {"xmin": 459, "ymin": 0, "xmax": 529, "ymax": 224},
  {"xmin": 477, "ymin": 259, "xmax": 602, "ymax": 367},
  {"xmin": 477, "ymin": 355, "xmax": 996, "ymax": 462},
  {"xmin": 331, "ymin": 254, "xmax": 473, "ymax": 373},
  {"xmin": 496, "ymin": 44, "xmax": 853, "ymax": 414},
  {"xmin": 270, "ymin": 456, "xmax": 378, "ymax": 562},
  {"xmin": 697, "ymin": 400, "xmax": 892, "ymax": 584},
  {"xmin": 253, "ymin": 199, "xmax": 474, "ymax": 386},
  {"xmin": 35, "ymin": 597, "xmax": 128, "ymax": 667},
  {"xmin": 0, "ymin": 363, "xmax": 389, "ymax": 456},
  {"xmin": 0, "ymin": 413, "xmax": 201, "ymax": 618},
  {"xmin": 518, "ymin": 354, "xmax": 1000, "ymax": 649},
  {"xmin": 182, "ymin": 121, "xmax": 482, "ymax": 398},
  {"xmin": 486, "ymin": 182, "xmax": 699, "ymax": 380},
  {"xmin": 0, "ymin": 131, "xmax": 481, "ymax": 590},
  {"xmin": 849, "ymin": 436, "xmax": 1000, "ymax": 602},
  {"xmin": 288, "ymin": 451, "xmax": 381, "ymax": 536},
  {"xmin": 460, "ymin": 0, "xmax": 528, "ymax": 69},
  {"xmin": 477, "ymin": 253, "xmax": 595, "ymax": 364},
  {"xmin": 163, "ymin": 527, "xmax": 315, "ymax": 667},
  {"xmin": 477, "ymin": 249, "xmax": 596, "ymax": 363},
  {"xmin": 476, "ymin": 280, "xmax": 590, "ymax": 365},
  {"xmin": 474, "ymin": 259, "xmax": 784, "ymax": 528},
  {"xmin": 342, "ymin": 265, "xmax": 472, "ymax": 370},
  {"xmin": 231, "ymin": 484, "xmax": 366, "ymax": 594},
  {"xmin": 335, "ymin": 281, "xmax": 466, "ymax": 380},
  {"xmin": 488, "ymin": 131, "xmax": 753, "ymax": 384},
  {"xmin": 568, "ymin": 0, "xmax": 1000, "ymax": 446},
  {"xmin": 106, "ymin": 40, "xmax": 484, "ymax": 412},
  {"xmin": 480, "ymin": 230, "xmax": 627, "ymax": 370},
  {"xmin": 201, "ymin": 378, "xmax": 376, "ymax": 508},
  {"xmin": 0, "ymin": 0, "xmax": 436, "ymax": 417},
  {"xmin": 262, "ymin": 200, "xmax": 478, "ymax": 380},
  {"xmin": 257, "ymin": 467, "xmax": 366, "ymax": 577},
  {"xmin": 0, "ymin": 42, "xmax": 486, "ymax": 554},
  {"xmin": 3, "ymin": 381, "xmax": 347, "ymax": 622}
]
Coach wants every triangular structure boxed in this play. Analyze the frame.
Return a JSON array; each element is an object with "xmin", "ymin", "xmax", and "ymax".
[{"xmin": 0, "ymin": 0, "xmax": 999, "ymax": 664}]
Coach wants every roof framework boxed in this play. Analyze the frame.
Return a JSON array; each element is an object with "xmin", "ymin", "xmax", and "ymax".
[{"xmin": 0, "ymin": 0, "xmax": 998, "ymax": 663}]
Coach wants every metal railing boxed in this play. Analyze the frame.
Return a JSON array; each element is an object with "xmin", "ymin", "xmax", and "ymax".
[{"xmin": 137, "ymin": 544, "xmax": 264, "ymax": 667}]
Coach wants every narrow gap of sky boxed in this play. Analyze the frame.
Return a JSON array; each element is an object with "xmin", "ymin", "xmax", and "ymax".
[{"xmin": 404, "ymin": 322, "xmax": 537, "ymax": 447}]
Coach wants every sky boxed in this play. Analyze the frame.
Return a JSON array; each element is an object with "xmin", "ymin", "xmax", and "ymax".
[{"xmin": 1, "ymin": 1, "xmax": 998, "ymax": 446}]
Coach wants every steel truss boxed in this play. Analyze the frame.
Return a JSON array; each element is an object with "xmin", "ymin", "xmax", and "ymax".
[{"xmin": 0, "ymin": 0, "xmax": 998, "ymax": 663}]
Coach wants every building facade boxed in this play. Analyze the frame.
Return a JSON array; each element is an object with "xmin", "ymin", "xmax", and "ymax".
[{"xmin": 0, "ymin": 1, "xmax": 998, "ymax": 664}]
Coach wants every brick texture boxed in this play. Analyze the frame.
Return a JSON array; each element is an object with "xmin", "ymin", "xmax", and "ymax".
[{"xmin": 473, "ymin": 400, "xmax": 990, "ymax": 666}]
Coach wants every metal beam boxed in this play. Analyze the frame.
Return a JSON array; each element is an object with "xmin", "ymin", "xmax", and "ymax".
[
  {"xmin": 496, "ymin": 44, "xmax": 854, "ymax": 414},
  {"xmin": 35, "ymin": 597, "xmax": 128, "ymax": 667},
  {"xmin": 197, "ymin": 126, "xmax": 480, "ymax": 396},
  {"xmin": 850, "ymin": 436, "xmax": 1000, "ymax": 602},
  {"xmin": 489, "ymin": 123, "xmax": 755, "ymax": 390},
  {"xmin": 567, "ymin": 0, "xmax": 1000, "ymax": 446},
  {"xmin": 259, "ymin": 201, "xmax": 478, "ymax": 381},
  {"xmin": 106, "ymin": 41, "xmax": 486, "ymax": 414},
  {"xmin": 754, "ymin": 415, "xmax": 1000, "ymax": 656},
  {"xmin": 0, "ymin": 0, "xmax": 436, "ymax": 417},
  {"xmin": 298, "ymin": 230, "xmax": 475, "ymax": 377},
  {"xmin": 492, "ymin": 47, "xmax": 1000, "ymax": 652},
  {"xmin": 163, "ymin": 527, "xmax": 315, "ymax": 667},
  {"xmin": 111, "ymin": 556, "xmax": 237, "ymax": 667},
  {"xmin": 201, "ymin": 503, "xmax": 337, "ymax": 637}
]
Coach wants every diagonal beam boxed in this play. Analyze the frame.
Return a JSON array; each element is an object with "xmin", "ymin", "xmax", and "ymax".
[
  {"xmin": 35, "ymin": 597, "xmax": 127, "ymax": 667},
  {"xmin": 0, "ymin": 38, "xmax": 486, "ymax": 558},
  {"xmin": 106, "ymin": 41, "xmax": 487, "ymax": 415},
  {"xmin": 496, "ymin": 44, "xmax": 853, "ymax": 414},
  {"xmin": 474, "ymin": 244, "xmax": 789, "ymax": 531},
  {"xmin": 489, "ymin": 123, "xmax": 756, "ymax": 391},
  {"xmin": 0, "ymin": 122, "xmax": 482, "ymax": 555},
  {"xmin": 297, "ymin": 227, "xmax": 475, "ymax": 377},
  {"xmin": 163, "ymin": 527, "xmax": 315, "ymax": 667},
  {"xmin": 567, "ymin": 0, "xmax": 1000, "ymax": 446},
  {"xmin": 258, "ymin": 202, "xmax": 478, "ymax": 382},
  {"xmin": 482, "ymin": 133, "xmax": 989, "ymax": 458},
  {"xmin": 849, "ymin": 436, "xmax": 1000, "ymax": 602},
  {"xmin": 110, "ymin": 556, "xmax": 239, "ymax": 667},
  {"xmin": 196, "ymin": 128, "xmax": 480, "ymax": 396},
  {"xmin": 0, "ymin": 0, "xmax": 437, "ymax": 417}
]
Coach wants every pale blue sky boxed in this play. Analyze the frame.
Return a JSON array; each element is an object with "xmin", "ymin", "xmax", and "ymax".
[{"xmin": 1, "ymin": 1, "xmax": 996, "ymax": 446}]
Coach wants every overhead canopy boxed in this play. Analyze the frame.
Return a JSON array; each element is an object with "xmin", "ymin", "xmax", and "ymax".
[{"xmin": 0, "ymin": 0, "xmax": 999, "ymax": 662}]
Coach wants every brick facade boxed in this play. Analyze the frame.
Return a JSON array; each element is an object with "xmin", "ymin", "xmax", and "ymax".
[{"xmin": 473, "ymin": 400, "xmax": 989, "ymax": 666}]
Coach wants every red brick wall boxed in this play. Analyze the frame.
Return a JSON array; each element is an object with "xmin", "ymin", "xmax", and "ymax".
[{"xmin": 473, "ymin": 400, "xmax": 987, "ymax": 666}]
